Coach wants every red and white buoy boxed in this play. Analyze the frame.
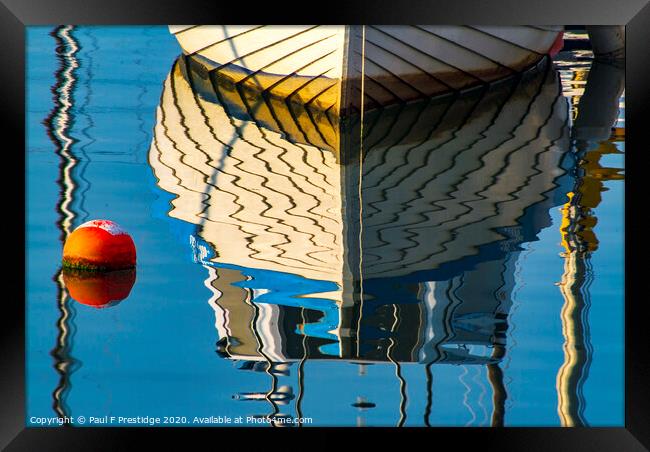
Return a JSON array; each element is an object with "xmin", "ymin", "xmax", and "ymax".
[{"xmin": 62, "ymin": 219, "xmax": 136, "ymax": 271}]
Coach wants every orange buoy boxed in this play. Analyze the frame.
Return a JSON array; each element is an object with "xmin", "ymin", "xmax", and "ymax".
[
  {"xmin": 62, "ymin": 219, "xmax": 136, "ymax": 271},
  {"xmin": 63, "ymin": 268, "xmax": 136, "ymax": 308}
]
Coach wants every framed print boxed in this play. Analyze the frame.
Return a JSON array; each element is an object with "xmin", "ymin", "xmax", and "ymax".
[{"xmin": 3, "ymin": 0, "xmax": 649, "ymax": 449}]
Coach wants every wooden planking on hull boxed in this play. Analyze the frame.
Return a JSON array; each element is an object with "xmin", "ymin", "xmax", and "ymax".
[{"xmin": 169, "ymin": 25, "xmax": 563, "ymax": 113}]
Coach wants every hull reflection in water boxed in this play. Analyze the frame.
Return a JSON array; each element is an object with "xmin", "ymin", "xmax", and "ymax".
[{"xmin": 148, "ymin": 54, "xmax": 572, "ymax": 368}]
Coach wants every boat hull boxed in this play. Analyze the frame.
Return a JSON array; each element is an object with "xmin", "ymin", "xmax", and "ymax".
[{"xmin": 169, "ymin": 25, "xmax": 563, "ymax": 113}]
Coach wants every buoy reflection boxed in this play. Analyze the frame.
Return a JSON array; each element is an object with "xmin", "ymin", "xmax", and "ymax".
[{"xmin": 62, "ymin": 268, "xmax": 136, "ymax": 308}]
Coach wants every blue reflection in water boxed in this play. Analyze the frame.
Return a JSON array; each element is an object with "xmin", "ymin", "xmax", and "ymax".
[{"xmin": 26, "ymin": 26, "xmax": 624, "ymax": 427}]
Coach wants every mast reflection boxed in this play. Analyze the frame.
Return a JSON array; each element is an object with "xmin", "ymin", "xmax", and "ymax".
[
  {"xmin": 45, "ymin": 25, "xmax": 81, "ymax": 421},
  {"xmin": 556, "ymin": 57, "xmax": 624, "ymax": 427}
]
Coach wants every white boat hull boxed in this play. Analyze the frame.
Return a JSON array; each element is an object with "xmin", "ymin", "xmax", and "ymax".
[{"xmin": 169, "ymin": 25, "xmax": 563, "ymax": 113}]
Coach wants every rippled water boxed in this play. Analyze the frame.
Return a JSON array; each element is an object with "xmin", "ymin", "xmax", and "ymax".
[{"xmin": 26, "ymin": 26, "xmax": 624, "ymax": 427}]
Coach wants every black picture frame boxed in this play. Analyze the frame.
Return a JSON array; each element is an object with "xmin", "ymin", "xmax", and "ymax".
[{"xmin": 4, "ymin": 0, "xmax": 648, "ymax": 449}]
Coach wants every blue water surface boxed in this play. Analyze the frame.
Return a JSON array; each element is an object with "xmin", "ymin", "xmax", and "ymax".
[{"xmin": 26, "ymin": 26, "xmax": 624, "ymax": 427}]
